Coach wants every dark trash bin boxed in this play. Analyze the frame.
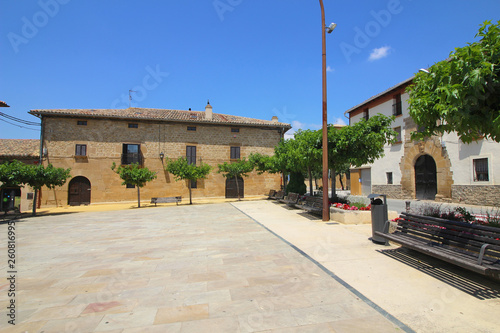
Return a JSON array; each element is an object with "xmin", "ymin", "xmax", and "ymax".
[{"xmin": 368, "ymin": 193, "xmax": 389, "ymax": 245}]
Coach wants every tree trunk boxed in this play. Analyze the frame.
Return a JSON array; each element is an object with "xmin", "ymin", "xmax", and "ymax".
[
  {"xmin": 137, "ymin": 186, "xmax": 141, "ymax": 208},
  {"xmin": 188, "ymin": 182, "xmax": 193, "ymax": 205},
  {"xmin": 339, "ymin": 173, "xmax": 344, "ymax": 191},
  {"xmin": 282, "ymin": 171, "xmax": 288, "ymax": 193},
  {"xmin": 330, "ymin": 169, "xmax": 337, "ymax": 201},
  {"xmin": 32, "ymin": 188, "xmax": 38, "ymax": 216},
  {"xmin": 235, "ymin": 175, "xmax": 241, "ymax": 201},
  {"xmin": 308, "ymin": 166, "xmax": 313, "ymax": 196}
]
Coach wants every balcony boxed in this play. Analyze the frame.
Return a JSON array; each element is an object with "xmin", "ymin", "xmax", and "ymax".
[{"xmin": 121, "ymin": 153, "xmax": 143, "ymax": 166}]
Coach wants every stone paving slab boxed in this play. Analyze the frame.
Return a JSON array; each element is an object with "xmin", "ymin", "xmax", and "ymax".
[
  {"xmin": 233, "ymin": 200, "xmax": 500, "ymax": 333},
  {"xmin": 1, "ymin": 203, "xmax": 402, "ymax": 332}
]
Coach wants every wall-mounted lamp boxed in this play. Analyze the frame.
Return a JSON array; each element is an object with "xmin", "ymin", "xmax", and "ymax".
[
  {"xmin": 159, "ymin": 152, "xmax": 164, "ymax": 161},
  {"xmin": 419, "ymin": 68, "xmax": 430, "ymax": 74}
]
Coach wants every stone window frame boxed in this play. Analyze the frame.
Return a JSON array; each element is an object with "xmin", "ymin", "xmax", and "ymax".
[
  {"xmin": 230, "ymin": 146, "xmax": 241, "ymax": 160},
  {"xmin": 75, "ymin": 144, "xmax": 87, "ymax": 157},
  {"xmin": 472, "ymin": 156, "xmax": 492, "ymax": 184}
]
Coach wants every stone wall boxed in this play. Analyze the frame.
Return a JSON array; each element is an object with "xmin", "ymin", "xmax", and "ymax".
[
  {"xmin": 371, "ymin": 185, "xmax": 404, "ymax": 199},
  {"xmin": 451, "ymin": 185, "xmax": 500, "ymax": 207},
  {"xmin": 40, "ymin": 117, "xmax": 283, "ymax": 206}
]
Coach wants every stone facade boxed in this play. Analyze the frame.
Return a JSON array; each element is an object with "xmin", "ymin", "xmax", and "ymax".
[
  {"xmin": 30, "ymin": 106, "xmax": 290, "ymax": 207},
  {"xmin": 451, "ymin": 185, "xmax": 500, "ymax": 207},
  {"xmin": 371, "ymin": 185, "xmax": 403, "ymax": 199}
]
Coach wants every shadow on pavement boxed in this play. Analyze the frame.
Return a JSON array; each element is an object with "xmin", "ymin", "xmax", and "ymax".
[{"xmin": 378, "ymin": 247, "xmax": 500, "ymax": 300}]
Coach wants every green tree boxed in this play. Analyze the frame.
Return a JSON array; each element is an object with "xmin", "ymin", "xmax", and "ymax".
[
  {"xmin": 287, "ymin": 172, "xmax": 307, "ymax": 195},
  {"xmin": 24, "ymin": 163, "xmax": 72, "ymax": 216},
  {"xmin": 408, "ymin": 20, "xmax": 500, "ymax": 143},
  {"xmin": 165, "ymin": 157, "xmax": 212, "ymax": 205},
  {"xmin": 294, "ymin": 129, "xmax": 322, "ymax": 195},
  {"xmin": 111, "ymin": 162, "xmax": 157, "ymax": 208},
  {"xmin": 0, "ymin": 160, "xmax": 28, "ymax": 189},
  {"xmin": 326, "ymin": 115, "xmax": 396, "ymax": 199},
  {"xmin": 217, "ymin": 158, "xmax": 254, "ymax": 201}
]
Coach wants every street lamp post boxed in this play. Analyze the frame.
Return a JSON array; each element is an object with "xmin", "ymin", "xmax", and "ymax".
[{"xmin": 319, "ymin": 0, "xmax": 335, "ymax": 221}]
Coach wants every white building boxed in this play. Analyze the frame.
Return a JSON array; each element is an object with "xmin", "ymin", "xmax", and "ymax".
[{"xmin": 346, "ymin": 77, "xmax": 499, "ymax": 207}]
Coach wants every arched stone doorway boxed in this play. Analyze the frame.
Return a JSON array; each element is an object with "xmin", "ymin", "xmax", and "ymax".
[
  {"xmin": 225, "ymin": 177, "xmax": 244, "ymax": 199},
  {"xmin": 414, "ymin": 155, "xmax": 437, "ymax": 200},
  {"xmin": 68, "ymin": 176, "xmax": 91, "ymax": 206}
]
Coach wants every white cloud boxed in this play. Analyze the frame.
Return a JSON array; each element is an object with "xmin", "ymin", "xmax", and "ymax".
[
  {"xmin": 369, "ymin": 46, "xmax": 391, "ymax": 61},
  {"xmin": 326, "ymin": 66, "xmax": 334, "ymax": 72},
  {"xmin": 332, "ymin": 117, "xmax": 347, "ymax": 126}
]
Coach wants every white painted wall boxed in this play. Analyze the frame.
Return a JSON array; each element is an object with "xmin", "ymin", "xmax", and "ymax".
[
  {"xmin": 350, "ymin": 93, "xmax": 409, "ymax": 187},
  {"xmin": 442, "ymin": 132, "xmax": 498, "ymax": 185},
  {"xmin": 350, "ymin": 88, "xmax": 500, "ymax": 188}
]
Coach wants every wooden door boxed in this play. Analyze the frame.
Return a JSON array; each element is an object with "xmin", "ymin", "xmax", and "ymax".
[
  {"xmin": 68, "ymin": 177, "xmax": 91, "ymax": 206},
  {"xmin": 415, "ymin": 155, "xmax": 437, "ymax": 200},
  {"xmin": 225, "ymin": 177, "xmax": 244, "ymax": 199}
]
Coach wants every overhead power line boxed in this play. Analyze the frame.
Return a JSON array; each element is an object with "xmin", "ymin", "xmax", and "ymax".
[
  {"xmin": 0, "ymin": 117, "xmax": 40, "ymax": 131},
  {"xmin": 0, "ymin": 111, "xmax": 40, "ymax": 126}
]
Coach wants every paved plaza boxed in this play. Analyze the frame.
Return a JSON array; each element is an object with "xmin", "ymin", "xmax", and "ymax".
[{"xmin": 1, "ymin": 200, "xmax": 499, "ymax": 332}]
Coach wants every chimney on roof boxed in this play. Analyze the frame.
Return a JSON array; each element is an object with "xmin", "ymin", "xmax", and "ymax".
[
  {"xmin": 271, "ymin": 116, "xmax": 279, "ymax": 123},
  {"xmin": 205, "ymin": 100, "xmax": 213, "ymax": 120}
]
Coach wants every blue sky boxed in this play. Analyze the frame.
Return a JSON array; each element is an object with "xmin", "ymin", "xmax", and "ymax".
[{"xmin": 1, "ymin": 0, "xmax": 499, "ymax": 139}]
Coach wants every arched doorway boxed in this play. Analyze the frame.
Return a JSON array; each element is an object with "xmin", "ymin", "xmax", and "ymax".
[
  {"xmin": 68, "ymin": 176, "xmax": 91, "ymax": 206},
  {"xmin": 415, "ymin": 155, "xmax": 437, "ymax": 200},
  {"xmin": 225, "ymin": 177, "xmax": 244, "ymax": 199}
]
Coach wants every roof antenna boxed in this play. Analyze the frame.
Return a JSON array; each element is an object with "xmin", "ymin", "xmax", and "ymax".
[{"xmin": 128, "ymin": 90, "xmax": 137, "ymax": 108}]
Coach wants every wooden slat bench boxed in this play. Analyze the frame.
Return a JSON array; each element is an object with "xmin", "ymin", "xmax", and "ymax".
[
  {"xmin": 267, "ymin": 190, "xmax": 277, "ymax": 200},
  {"xmin": 150, "ymin": 196, "xmax": 182, "ymax": 206},
  {"xmin": 294, "ymin": 196, "xmax": 323, "ymax": 216},
  {"xmin": 270, "ymin": 190, "xmax": 285, "ymax": 200},
  {"xmin": 375, "ymin": 212, "xmax": 500, "ymax": 280},
  {"xmin": 279, "ymin": 192, "xmax": 300, "ymax": 206}
]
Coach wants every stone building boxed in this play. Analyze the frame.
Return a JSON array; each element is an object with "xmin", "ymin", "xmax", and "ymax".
[
  {"xmin": 28, "ymin": 102, "xmax": 291, "ymax": 207},
  {"xmin": 346, "ymin": 77, "xmax": 500, "ymax": 207}
]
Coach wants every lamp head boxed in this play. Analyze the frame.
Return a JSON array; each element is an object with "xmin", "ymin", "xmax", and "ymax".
[
  {"xmin": 327, "ymin": 22, "xmax": 337, "ymax": 34},
  {"xmin": 419, "ymin": 68, "xmax": 430, "ymax": 74}
]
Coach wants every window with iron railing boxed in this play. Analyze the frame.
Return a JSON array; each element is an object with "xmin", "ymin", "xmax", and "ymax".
[
  {"xmin": 122, "ymin": 144, "xmax": 142, "ymax": 165},
  {"xmin": 362, "ymin": 109, "xmax": 369, "ymax": 121},
  {"xmin": 392, "ymin": 93, "xmax": 402, "ymax": 116}
]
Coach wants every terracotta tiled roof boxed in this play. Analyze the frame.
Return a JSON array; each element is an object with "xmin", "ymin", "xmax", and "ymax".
[
  {"xmin": 0, "ymin": 101, "xmax": 10, "ymax": 107},
  {"xmin": 0, "ymin": 139, "xmax": 40, "ymax": 158},
  {"xmin": 29, "ymin": 108, "xmax": 292, "ymax": 129}
]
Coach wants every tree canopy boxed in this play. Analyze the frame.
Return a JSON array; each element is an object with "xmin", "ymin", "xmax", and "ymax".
[
  {"xmin": 407, "ymin": 20, "xmax": 500, "ymax": 143},
  {"xmin": 0, "ymin": 161, "xmax": 72, "ymax": 215},
  {"xmin": 165, "ymin": 157, "xmax": 212, "ymax": 204},
  {"xmin": 111, "ymin": 162, "xmax": 157, "ymax": 208}
]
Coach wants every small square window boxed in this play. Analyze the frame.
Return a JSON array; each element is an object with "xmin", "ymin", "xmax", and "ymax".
[
  {"xmin": 386, "ymin": 172, "xmax": 393, "ymax": 185},
  {"xmin": 75, "ymin": 144, "xmax": 87, "ymax": 156},
  {"xmin": 231, "ymin": 128, "xmax": 240, "ymax": 133},
  {"xmin": 230, "ymin": 146, "xmax": 240, "ymax": 159},
  {"xmin": 128, "ymin": 123, "xmax": 138, "ymax": 128},
  {"xmin": 473, "ymin": 158, "xmax": 489, "ymax": 182},
  {"xmin": 187, "ymin": 126, "xmax": 197, "ymax": 131},
  {"xmin": 126, "ymin": 183, "xmax": 135, "ymax": 189},
  {"xmin": 77, "ymin": 120, "xmax": 87, "ymax": 126},
  {"xmin": 191, "ymin": 180, "xmax": 197, "ymax": 189}
]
